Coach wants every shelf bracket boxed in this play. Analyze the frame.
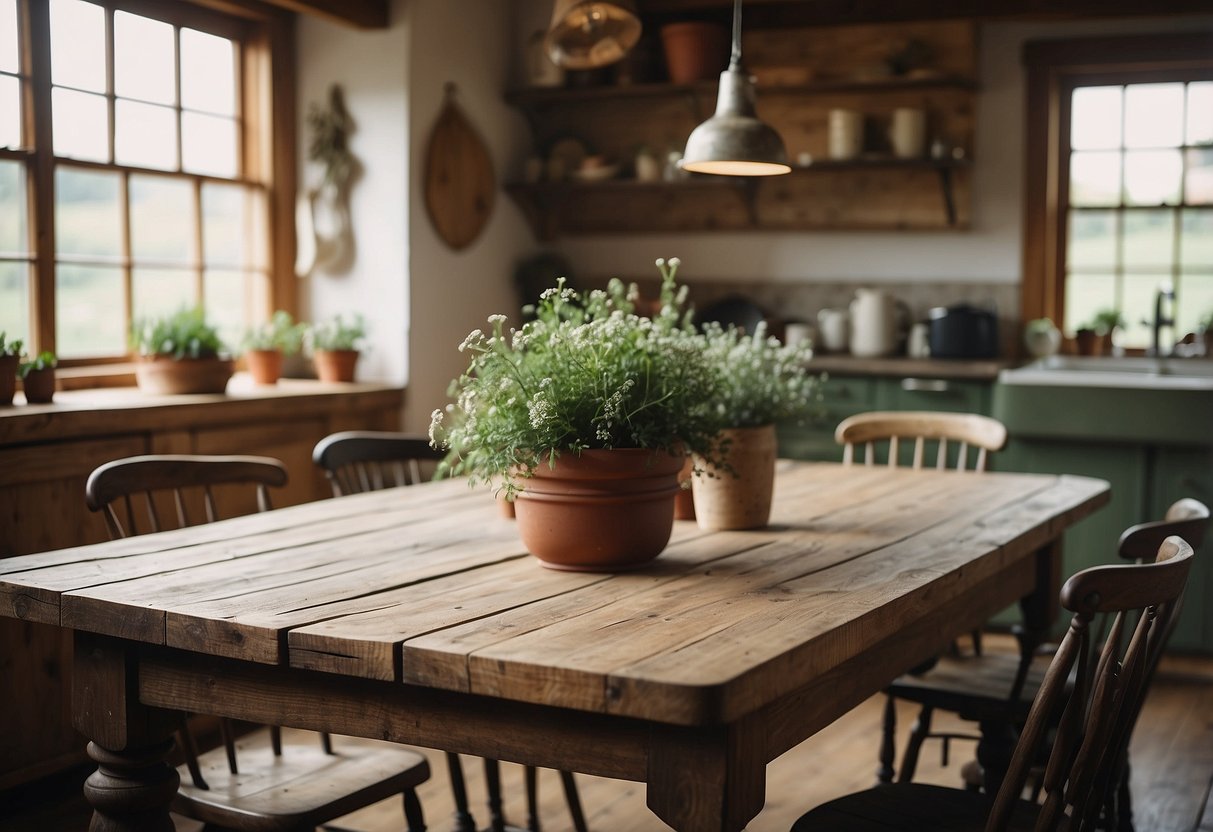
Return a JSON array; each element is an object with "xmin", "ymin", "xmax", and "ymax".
[{"xmin": 936, "ymin": 165, "xmax": 957, "ymax": 226}]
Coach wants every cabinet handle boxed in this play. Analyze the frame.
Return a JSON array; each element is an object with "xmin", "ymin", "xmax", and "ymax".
[{"xmin": 901, "ymin": 378, "xmax": 951, "ymax": 393}]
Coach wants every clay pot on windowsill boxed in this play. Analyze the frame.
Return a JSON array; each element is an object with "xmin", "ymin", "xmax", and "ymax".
[
  {"xmin": 135, "ymin": 356, "xmax": 234, "ymax": 395},
  {"xmin": 313, "ymin": 349, "xmax": 359, "ymax": 382},
  {"xmin": 22, "ymin": 367, "xmax": 56, "ymax": 404},
  {"xmin": 245, "ymin": 348, "xmax": 285, "ymax": 385},
  {"xmin": 1074, "ymin": 328, "xmax": 1101, "ymax": 356}
]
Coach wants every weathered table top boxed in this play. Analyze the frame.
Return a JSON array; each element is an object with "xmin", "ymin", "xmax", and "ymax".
[{"xmin": 0, "ymin": 462, "xmax": 1108, "ymax": 732}]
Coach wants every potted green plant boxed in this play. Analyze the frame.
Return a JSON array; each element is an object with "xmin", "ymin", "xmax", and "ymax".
[
  {"xmin": 1091, "ymin": 307, "xmax": 1126, "ymax": 354},
  {"xmin": 241, "ymin": 310, "xmax": 306, "ymax": 385},
  {"xmin": 308, "ymin": 313, "xmax": 367, "ymax": 382},
  {"xmin": 690, "ymin": 318, "xmax": 821, "ymax": 530},
  {"xmin": 18, "ymin": 350, "xmax": 57, "ymax": 404},
  {"xmin": 132, "ymin": 307, "xmax": 233, "ymax": 395},
  {"xmin": 429, "ymin": 258, "xmax": 723, "ymax": 571},
  {"xmin": 0, "ymin": 332, "xmax": 23, "ymax": 406}
]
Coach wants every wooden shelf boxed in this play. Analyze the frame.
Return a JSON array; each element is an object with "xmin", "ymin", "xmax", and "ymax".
[{"xmin": 506, "ymin": 159, "xmax": 971, "ymax": 239}]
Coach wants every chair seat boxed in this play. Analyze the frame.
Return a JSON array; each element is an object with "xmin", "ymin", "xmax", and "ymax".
[
  {"xmin": 173, "ymin": 730, "xmax": 430, "ymax": 831},
  {"xmin": 791, "ymin": 783, "xmax": 1040, "ymax": 831},
  {"xmin": 889, "ymin": 650, "xmax": 1053, "ymax": 721}
]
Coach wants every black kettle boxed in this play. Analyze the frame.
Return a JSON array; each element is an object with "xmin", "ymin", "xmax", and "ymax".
[{"xmin": 927, "ymin": 304, "xmax": 999, "ymax": 359}]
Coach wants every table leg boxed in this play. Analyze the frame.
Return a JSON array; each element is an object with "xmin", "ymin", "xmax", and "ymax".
[
  {"xmin": 646, "ymin": 717, "xmax": 766, "ymax": 832},
  {"xmin": 72, "ymin": 633, "xmax": 181, "ymax": 832}
]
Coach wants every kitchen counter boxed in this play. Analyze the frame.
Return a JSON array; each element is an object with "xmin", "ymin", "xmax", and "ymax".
[{"xmin": 806, "ymin": 355, "xmax": 1011, "ymax": 381}]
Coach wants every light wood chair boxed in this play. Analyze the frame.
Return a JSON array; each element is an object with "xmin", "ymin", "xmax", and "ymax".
[
  {"xmin": 313, "ymin": 431, "xmax": 589, "ymax": 832},
  {"xmin": 835, "ymin": 411, "xmax": 1009, "ymax": 784},
  {"xmin": 885, "ymin": 499, "xmax": 1208, "ymax": 786},
  {"xmin": 85, "ymin": 454, "xmax": 430, "ymax": 832},
  {"xmin": 791, "ymin": 535, "xmax": 1196, "ymax": 832},
  {"xmin": 835, "ymin": 410, "xmax": 1008, "ymax": 472}
]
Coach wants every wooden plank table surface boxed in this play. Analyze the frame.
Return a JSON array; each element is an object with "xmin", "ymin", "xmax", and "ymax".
[{"xmin": 0, "ymin": 462, "xmax": 1109, "ymax": 831}]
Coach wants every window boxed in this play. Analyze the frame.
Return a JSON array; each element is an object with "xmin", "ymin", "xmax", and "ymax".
[
  {"xmin": 1022, "ymin": 34, "xmax": 1213, "ymax": 351},
  {"xmin": 0, "ymin": 0, "xmax": 294, "ymax": 368}
]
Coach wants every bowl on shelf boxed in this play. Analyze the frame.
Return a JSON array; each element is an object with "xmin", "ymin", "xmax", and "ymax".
[{"xmin": 570, "ymin": 162, "xmax": 621, "ymax": 182}]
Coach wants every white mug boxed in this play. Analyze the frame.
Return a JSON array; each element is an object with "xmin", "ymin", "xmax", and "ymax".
[
  {"xmin": 890, "ymin": 108, "xmax": 926, "ymax": 159},
  {"xmin": 817, "ymin": 308, "xmax": 850, "ymax": 353},
  {"xmin": 828, "ymin": 109, "xmax": 863, "ymax": 160},
  {"xmin": 907, "ymin": 322, "xmax": 931, "ymax": 358},
  {"xmin": 784, "ymin": 322, "xmax": 815, "ymax": 349}
]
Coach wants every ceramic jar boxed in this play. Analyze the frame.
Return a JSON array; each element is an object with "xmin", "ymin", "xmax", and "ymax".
[
  {"xmin": 828, "ymin": 109, "xmax": 863, "ymax": 160},
  {"xmin": 889, "ymin": 108, "xmax": 926, "ymax": 159},
  {"xmin": 817, "ymin": 308, "xmax": 850, "ymax": 353},
  {"xmin": 691, "ymin": 425, "xmax": 777, "ymax": 531},
  {"xmin": 849, "ymin": 289, "xmax": 898, "ymax": 358}
]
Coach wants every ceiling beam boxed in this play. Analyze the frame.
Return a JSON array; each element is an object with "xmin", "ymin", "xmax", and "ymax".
[{"xmin": 256, "ymin": 0, "xmax": 389, "ymax": 28}]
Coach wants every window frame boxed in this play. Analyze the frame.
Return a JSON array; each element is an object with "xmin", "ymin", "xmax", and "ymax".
[
  {"xmin": 1021, "ymin": 32, "xmax": 1213, "ymax": 347},
  {"xmin": 3, "ymin": 0, "xmax": 296, "ymax": 376}
]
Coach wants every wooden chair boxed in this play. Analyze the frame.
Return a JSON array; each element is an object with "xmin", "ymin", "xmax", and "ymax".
[
  {"xmin": 884, "ymin": 498, "xmax": 1209, "ymax": 797},
  {"xmin": 85, "ymin": 454, "xmax": 430, "ymax": 832},
  {"xmin": 313, "ymin": 431, "xmax": 589, "ymax": 832},
  {"xmin": 835, "ymin": 410, "xmax": 1008, "ymax": 472},
  {"xmin": 835, "ymin": 411, "xmax": 1009, "ymax": 784},
  {"xmin": 791, "ymin": 535, "xmax": 1196, "ymax": 832}
]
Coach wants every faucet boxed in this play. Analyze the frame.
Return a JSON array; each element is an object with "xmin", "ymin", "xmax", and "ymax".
[{"xmin": 1151, "ymin": 283, "xmax": 1175, "ymax": 357}]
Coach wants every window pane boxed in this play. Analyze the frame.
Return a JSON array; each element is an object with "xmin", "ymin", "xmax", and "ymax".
[
  {"xmin": 52, "ymin": 87, "xmax": 108, "ymax": 161},
  {"xmin": 204, "ymin": 269, "xmax": 245, "ymax": 348},
  {"xmin": 1124, "ymin": 83, "xmax": 1184, "ymax": 149},
  {"xmin": 182, "ymin": 112, "xmax": 237, "ymax": 178},
  {"xmin": 56, "ymin": 263, "xmax": 125, "ymax": 356},
  {"xmin": 56, "ymin": 166, "xmax": 121, "ymax": 257},
  {"xmin": 0, "ymin": 74, "xmax": 20, "ymax": 149},
  {"xmin": 50, "ymin": 0, "xmax": 105, "ymax": 93},
  {"xmin": 0, "ymin": 159, "xmax": 26, "ymax": 254},
  {"xmin": 1185, "ymin": 147, "xmax": 1213, "ymax": 205},
  {"xmin": 0, "ymin": 260, "xmax": 29, "ymax": 341},
  {"xmin": 1187, "ymin": 82, "xmax": 1213, "ymax": 146},
  {"xmin": 1064, "ymin": 273, "xmax": 1115, "ymax": 335},
  {"xmin": 115, "ymin": 100, "xmax": 178, "ymax": 170},
  {"xmin": 130, "ymin": 175, "xmax": 196, "ymax": 264},
  {"xmin": 0, "ymin": 0, "xmax": 17, "ymax": 74},
  {"xmin": 1178, "ymin": 276, "xmax": 1213, "ymax": 337},
  {"xmin": 1067, "ymin": 209, "xmax": 1117, "ymax": 270},
  {"xmin": 1070, "ymin": 151, "xmax": 1121, "ymax": 207},
  {"xmin": 114, "ymin": 11, "xmax": 175, "ymax": 105},
  {"xmin": 1071, "ymin": 86, "xmax": 1121, "ymax": 151},
  {"xmin": 133, "ymin": 267, "xmax": 195, "ymax": 324},
  {"xmin": 181, "ymin": 28, "xmax": 235, "ymax": 116},
  {"xmin": 1181, "ymin": 209, "xmax": 1213, "ymax": 269},
  {"xmin": 1123, "ymin": 150, "xmax": 1181, "ymax": 206},
  {"xmin": 202, "ymin": 183, "xmax": 248, "ymax": 267},
  {"xmin": 1122, "ymin": 210, "xmax": 1175, "ymax": 271}
]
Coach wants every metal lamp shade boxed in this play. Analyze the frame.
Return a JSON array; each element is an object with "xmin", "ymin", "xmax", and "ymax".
[
  {"xmin": 545, "ymin": 0, "xmax": 642, "ymax": 70},
  {"xmin": 681, "ymin": 68, "xmax": 790, "ymax": 176}
]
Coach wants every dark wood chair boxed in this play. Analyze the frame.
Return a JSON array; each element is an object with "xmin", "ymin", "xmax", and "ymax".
[
  {"xmin": 85, "ymin": 453, "xmax": 430, "ymax": 832},
  {"xmin": 835, "ymin": 411, "xmax": 1010, "ymax": 783},
  {"xmin": 791, "ymin": 535, "xmax": 1196, "ymax": 832},
  {"xmin": 885, "ymin": 498, "xmax": 1209, "ymax": 823},
  {"xmin": 313, "ymin": 431, "xmax": 589, "ymax": 832}
]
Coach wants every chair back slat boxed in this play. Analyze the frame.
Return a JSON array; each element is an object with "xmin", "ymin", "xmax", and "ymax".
[
  {"xmin": 986, "ymin": 536, "xmax": 1194, "ymax": 832},
  {"xmin": 836, "ymin": 411, "xmax": 1007, "ymax": 472},
  {"xmin": 312, "ymin": 431, "xmax": 443, "ymax": 496}
]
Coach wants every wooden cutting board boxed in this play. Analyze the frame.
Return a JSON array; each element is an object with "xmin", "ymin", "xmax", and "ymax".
[{"xmin": 424, "ymin": 84, "xmax": 495, "ymax": 251}]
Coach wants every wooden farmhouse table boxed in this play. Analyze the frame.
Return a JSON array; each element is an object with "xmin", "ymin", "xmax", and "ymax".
[{"xmin": 0, "ymin": 462, "xmax": 1109, "ymax": 831}]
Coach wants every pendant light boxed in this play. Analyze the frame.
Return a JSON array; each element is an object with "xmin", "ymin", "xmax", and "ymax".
[
  {"xmin": 680, "ymin": 0, "xmax": 790, "ymax": 176},
  {"xmin": 544, "ymin": 0, "xmax": 642, "ymax": 70}
]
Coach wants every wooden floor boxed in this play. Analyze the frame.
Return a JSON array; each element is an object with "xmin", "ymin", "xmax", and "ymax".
[{"xmin": 3, "ymin": 652, "xmax": 1211, "ymax": 832}]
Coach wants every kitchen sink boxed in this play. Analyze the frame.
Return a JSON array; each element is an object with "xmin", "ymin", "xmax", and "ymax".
[{"xmin": 999, "ymin": 355, "xmax": 1213, "ymax": 390}]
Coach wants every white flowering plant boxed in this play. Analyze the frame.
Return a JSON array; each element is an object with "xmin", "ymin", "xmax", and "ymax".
[
  {"xmin": 700, "ymin": 320, "xmax": 822, "ymax": 428},
  {"xmin": 430, "ymin": 258, "xmax": 724, "ymax": 495}
]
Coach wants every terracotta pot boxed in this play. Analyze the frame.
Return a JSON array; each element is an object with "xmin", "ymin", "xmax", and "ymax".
[
  {"xmin": 1074, "ymin": 328, "xmax": 1100, "ymax": 356},
  {"xmin": 314, "ymin": 349, "xmax": 359, "ymax": 382},
  {"xmin": 245, "ymin": 348, "xmax": 284, "ymax": 385},
  {"xmin": 691, "ymin": 424, "xmax": 777, "ymax": 531},
  {"xmin": 0, "ymin": 354, "xmax": 16, "ymax": 405},
  {"xmin": 22, "ymin": 367, "xmax": 55, "ymax": 404},
  {"xmin": 513, "ymin": 448, "xmax": 684, "ymax": 572},
  {"xmin": 660, "ymin": 22, "xmax": 729, "ymax": 84},
  {"xmin": 135, "ymin": 356, "xmax": 233, "ymax": 395}
]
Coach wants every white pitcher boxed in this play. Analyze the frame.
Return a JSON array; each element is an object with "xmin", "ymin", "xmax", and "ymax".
[
  {"xmin": 849, "ymin": 288, "xmax": 898, "ymax": 357},
  {"xmin": 817, "ymin": 308, "xmax": 850, "ymax": 353}
]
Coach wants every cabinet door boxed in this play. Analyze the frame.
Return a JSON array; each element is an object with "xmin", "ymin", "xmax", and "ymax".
[
  {"xmin": 881, "ymin": 377, "xmax": 991, "ymax": 414},
  {"xmin": 1150, "ymin": 446, "xmax": 1213, "ymax": 653}
]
